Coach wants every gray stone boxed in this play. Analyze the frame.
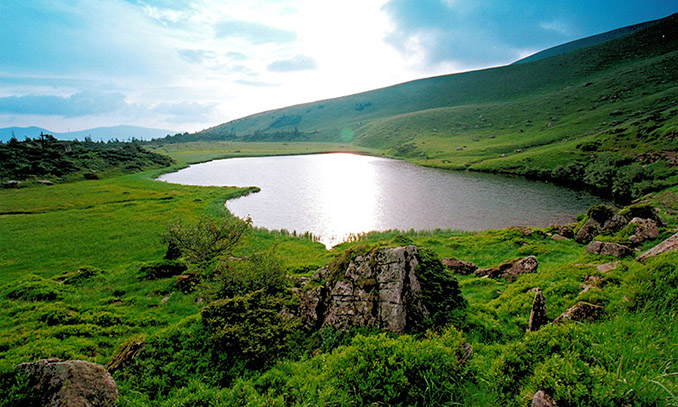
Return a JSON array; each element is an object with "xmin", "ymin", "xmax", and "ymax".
[
  {"xmin": 575, "ymin": 218, "xmax": 601, "ymax": 243},
  {"xmin": 475, "ymin": 256, "xmax": 539, "ymax": 282},
  {"xmin": 596, "ymin": 261, "xmax": 621, "ymax": 273},
  {"xmin": 2, "ymin": 180, "xmax": 21, "ymax": 188},
  {"xmin": 441, "ymin": 257, "xmax": 478, "ymax": 275},
  {"xmin": 527, "ymin": 288, "xmax": 547, "ymax": 332},
  {"xmin": 299, "ymin": 245, "xmax": 428, "ymax": 334},
  {"xmin": 553, "ymin": 302, "xmax": 603, "ymax": 324},
  {"xmin": 585, "ymin": 241, "xmax": 633, "ymax": 257},
  {"xmin": 17, "ymin": 359, "xmax": 118, "ymax": 407},
  {"xmin": 532, "ymin": 390, "xmax": 556, "ymax": 407},
  {"xmin": 637, "ymin": 232, "xmax": 678, "ymax": 263},
  {"xmin": 628, "ymin": 218, "xmax": 659, "ymax": 245}
]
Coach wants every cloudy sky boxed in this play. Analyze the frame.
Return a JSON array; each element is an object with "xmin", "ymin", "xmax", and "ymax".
[{"xmin": 1, "ymin": 1, "xmax": 676, "ymax": 133}]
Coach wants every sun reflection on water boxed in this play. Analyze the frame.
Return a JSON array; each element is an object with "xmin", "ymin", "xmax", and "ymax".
[{"xmin": 315, "ymin": 153, "xmax": 380, "ymax": 247}]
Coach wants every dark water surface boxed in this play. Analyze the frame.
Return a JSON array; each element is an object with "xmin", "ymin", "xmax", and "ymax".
[{"xmin": 158, "ymin": 153, "xmax": 602, "ymax": 247}]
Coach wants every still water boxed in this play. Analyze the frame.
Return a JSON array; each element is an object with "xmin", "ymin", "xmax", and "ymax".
[{"xmin": 158, "ymin": 153, "xmax": 601, "ymax": 247}]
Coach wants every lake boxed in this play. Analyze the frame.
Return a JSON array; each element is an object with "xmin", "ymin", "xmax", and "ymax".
[{"xmin": 158, "ymin": 153, "xmax": 602, "ymax": 247}]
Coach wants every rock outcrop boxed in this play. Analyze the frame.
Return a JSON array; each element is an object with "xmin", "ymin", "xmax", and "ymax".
[
  {"xmin": 441, "ymin": 257, "xmax": 477, "ymax": 275},
  {"xmin": 637, "ymin": 232, "xmax": 678, "ymax": 263},
  {"xmin": 628, "ymin": 217, "xmax": 659, "ymax": 245},
  {"xmin": 585, "ymin": 241, "xmax": 633, "ymax": 257},
  {"xmin": 575, "ymin": 205, "xmax": 626, "ymax": 243},
  {"xmin": 106, "ymin": 340, "xmax": 144, "ymax": 374},
  {"xmin": 17, "ymin": 359, "xmax": 118, "ymax": 407},
  {"xmin": 553, "ymin": 302, "xmax": 603, "ymax": 324},
  {"xmin": 527, "ymin": 288, "xmax": 547, "ymax": 332},
  {"xmin": 299, "ymin": 245, "xmax": 428, "ymax": 334},
  {"xmin": 475, "ymin": 256, "xmax": 538, "ymax": 281}
]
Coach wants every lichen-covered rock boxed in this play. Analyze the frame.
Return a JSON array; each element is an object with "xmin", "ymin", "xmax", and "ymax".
[
  {"xmin": 475, "ymin": 256, "xmax": 538, "ymax": 282},
  {"xmin": 532, "ymin": 390, "xmax": 556, "ymax": 407},
  {"xmin": 17, "ymin": 359, "xmax": 118, "ymax": 407},
  {"xmin": 628, "ymin": 217, "xmax": 659, "ymax": 245},
  {"xmin": 637, "ymin": 232, "xmax": 678, "ymax": 263},
  {"xmin": 575, "ymin": 217, "xmax": 601, "ymax": 243},
  {"xmin": 585, "ymin": 241, "xmax": 633, "ymax": 257},
  {"xmin": 553, "ymin": 301, "xmax": 603, "ymax": 324},
  {"xmin": 441, "ymin": 257, "xmax": 478, "ymax": 275},
  {"xmin": 527, "ymin": 288, "xmax": 547, "ymax": 332},
  {"xmin": 299, "ymin": 246, "xmax": 429, "ymax": 334},
  {"xmin": 596, "ymin": 261, "xmax": 621, "ymax": 273}
]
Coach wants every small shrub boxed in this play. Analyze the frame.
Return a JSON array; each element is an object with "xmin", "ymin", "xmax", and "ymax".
[
  {"xmin": 416, "ymin": 248, "xmax": 467, "ymax": 329},
  {"xmin": 324, "ymin": 328, "xmax": 468, "ymax": 406},
  {"xmin": 139, "ymin": 260, "xmax": 187, "ymax": 280}
]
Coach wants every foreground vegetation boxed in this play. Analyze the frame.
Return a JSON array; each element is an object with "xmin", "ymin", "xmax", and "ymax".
[
  {"xmin": 1, "ymin": 14, "xmax": 677, "ymax": 407},
  {"xmin": 1, "ymin": 155, "xmax": 676, "ymax": 405}
]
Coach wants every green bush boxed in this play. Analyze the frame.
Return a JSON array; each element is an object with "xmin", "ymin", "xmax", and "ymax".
[
  {"xmin": 416, "ymin": 248, "xmax": 467, "ymax": 329},
  {"xmin": 324, "ymin": 328, "xmax": 468, "ymax": 406},
  {"xmin": 201, "ymin": 289, "xmax": 300, "ymax": 370},
  {"xmin": 209, "ymin": 251, "xmax": 288, "ymax": 299},
  {"xmin": 161, "ymin": 215, "xmax": 251, "ymax": 266},
  {"xmin": 139, "ymin": 260, "xmax": 187, "ymax": 280}
]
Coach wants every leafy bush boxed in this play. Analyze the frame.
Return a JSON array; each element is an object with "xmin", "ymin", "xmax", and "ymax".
[
  {"xmin": 162, "ymin": 215, "xmax": 251, "ymax": 266},
  {"xmin": 201, "ymin": 289, "xmax": 300, "ymax": 370},
  {"xmin": 139, "ymin": 260, "xmax": 187, "ymax": 280},
  {"xmin": 209, "ymin": 251, "xmax": 288, "ymax": 299},
  {"xmin": 416, "ymin": 248, "xmax": 467, "ymax": 329},
  {"xmin": 324, "ymin": 328, "xmax": 468, "ymax": 406}
]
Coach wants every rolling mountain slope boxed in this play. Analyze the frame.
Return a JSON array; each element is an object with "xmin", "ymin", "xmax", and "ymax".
[{"xmin": 187, "ymin": 13, "xmax": 676, "ymax": 145}]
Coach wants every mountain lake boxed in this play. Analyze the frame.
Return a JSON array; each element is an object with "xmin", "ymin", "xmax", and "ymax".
[{"xmin": 158, "ymin": 152, "xmax": 604, "ymax": 247}]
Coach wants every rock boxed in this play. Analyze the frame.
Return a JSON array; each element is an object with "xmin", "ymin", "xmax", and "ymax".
[
  {"xmin": 441, "ymin": 257, "xmax": 477, "ymax": 275},
  {"xmin": 176, "ymin": 273, "xmax": 197, "ymax": 293},
  {"xmin": 299, "ymin": 246, "xmax": 429, "ymax": 334},
  {"xmin": 17, "ymin": 359, "xmax": 118, "ymax": 407},
  {"xmin": 602, "ymin": 213, "xmax": 626, "ymax": 233},
  {"xmin": 553, "ymin": 302, "xmax": 603, "ymax": 324},
  {"xmin": 37, "ymin": 180, "xmax": 54, "ymax": 186},
  {"xmin": 585, "ymin": 241, "xmax": 633, "ymax": 257},
  {"xmin": 106, "ymin": 341, "xmax": 144, "ymax": 374},
  {"xmin": 637, "ymin": 232, "xmax": 678, "ymax": 263},
  {"xmin": 575, "ymin": 217, "xmax": 601, "ymax": 243},
  {"xmin": 532, "ymin": 390, "xmax": 556, "ymax": 407},
  {"xmin": 597, "ymin": 261, "xmax": 621, "ymax": 273},
  {"xmin": 527, "ymin": 288, "xmax": 547, "ymax": 332},
  {"xmin": 475, "ymin": 256, "xmax": 539, "ymax": 282},
  {"xmin": 576, "ymin": 205, "xmax": 626, "ymax": 243},
  {"xmin": 2, "ymin": 180, "xmax": 21, "ymax": 188},
  {"xmin": 628, "ymin": 218, "xmax": 659, "ymax": 245},
  {"xmin": 458, "ymin": 343, "xmax": 473, "ymax": 366},
  {"xmin": 84, "ymin": 172, "xmax": 99, "ymax": 180},
  {"xmin": 551, "ymin": 234, "xmax": 569, "ymax": 241}
]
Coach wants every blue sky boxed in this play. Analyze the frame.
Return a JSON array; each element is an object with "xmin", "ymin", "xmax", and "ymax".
[{"xmin": 1, "ymin": 0, "xmax": 676, "ymax": 133}]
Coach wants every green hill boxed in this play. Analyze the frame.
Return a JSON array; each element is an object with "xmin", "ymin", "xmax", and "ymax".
[{"xmin": 169, "ymin": 13, "xmax": 678, "ymax": 201}]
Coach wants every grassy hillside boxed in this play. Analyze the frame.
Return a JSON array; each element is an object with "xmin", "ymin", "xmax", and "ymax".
[{"xmin": 158, "ymin": 14, "xmax": 678, "ymax": 201}]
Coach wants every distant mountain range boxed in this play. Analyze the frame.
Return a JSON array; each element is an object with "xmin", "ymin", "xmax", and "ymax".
[{"xmin": 0, "ymin": 125, "xmax": 176, "ymax": 143}]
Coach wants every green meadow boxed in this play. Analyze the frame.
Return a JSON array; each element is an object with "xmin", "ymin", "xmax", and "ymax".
[{"xmin": 1, "ymin": 15, "xmax": 677, "ymax": 407}]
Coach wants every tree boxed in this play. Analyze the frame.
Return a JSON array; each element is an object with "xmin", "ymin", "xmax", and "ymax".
[{"xmin": 162, "ymin": 215, "xmax": 251, "ymax": 266}]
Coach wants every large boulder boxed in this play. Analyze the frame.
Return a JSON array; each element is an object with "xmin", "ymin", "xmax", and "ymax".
[
  {"xmin": 585, "ymin": 241, "xmax": 633, "ymax": 257},
  {"xmin": 575, "ymin": 205, "xmax": 626, "ymax": 243},
  {"xmin": 299, "ymin": 246, "xmax": 429, "ymax": 334},
  {"xmin": 475, "ymin": 256, "xmax": 539, "ymax": 282},
  {"xmin": 441, "ymin": 257, "xmax": 478, "ymax": 275},
  {"xmin": 637, "ymin": 232, "xmax": 678, "ymax": 263},
  {"xmin": 17, "ymin": 359, "xmax": 118, "ymax": 407},
  {"xmin": 628, "ymin": 217, "xmax": 659, "ymax": 245}
]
